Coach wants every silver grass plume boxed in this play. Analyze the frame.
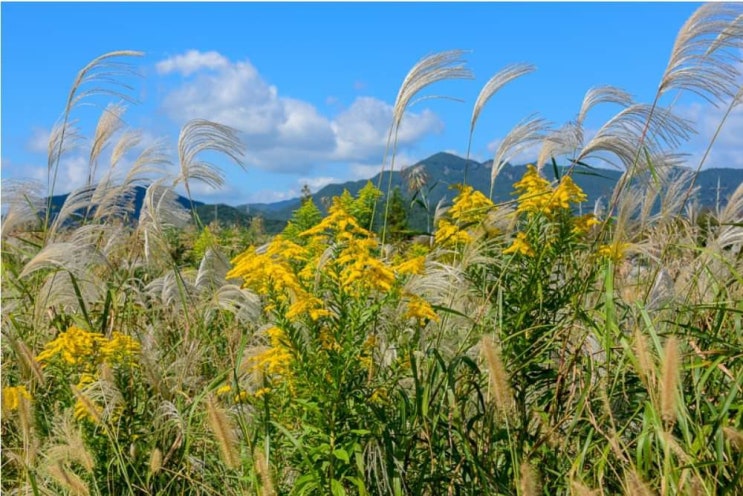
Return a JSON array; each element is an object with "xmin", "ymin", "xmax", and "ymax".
[
  {"xmin": 490, "ymin": 115, "xmax": 548, "ymax": 197},
  {"xmin": 468, "ymin": 63, "xmax": 535, "ymax": 180},
  {"xmin": 175, "ymin": 119, "xmax": 246, "ymax": 214},
  {"xmin": 659, "ymin": 3, "xmax": 743, "ymax": 104},
  {"xmin": 46, "ymin": 51, "xmax": 143, "ymax": 234},
  {"xmin": 87, "ymin": 103, "xmax": 126, "ymax": 189},
  {"xmin": 577, "ymin": 86, "xmax": 634, "ymax": 129},
  {"xmin": 470, "ymin": 64, "xmax": 536, "ymax": 135},
  {"xmin": 380, "ymin": 50, "xmax": 473, "ymax": 240}
]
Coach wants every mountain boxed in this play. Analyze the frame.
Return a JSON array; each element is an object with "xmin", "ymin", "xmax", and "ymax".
[
  {"xmin": 39, "ymin": 154, "xmax": 743, "ymax": 234},
  {"xmin": 241, "ymin": 153, "xmax": 743, "ymax": 231}
]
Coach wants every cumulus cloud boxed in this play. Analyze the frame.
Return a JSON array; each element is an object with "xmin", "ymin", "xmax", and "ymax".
[
  {"xmin": 678, "ymin": 99, "xmax": 743, "ymax": 169},
  {"xmin": 156, "ymin": 50, "xmax": 443, "ymax": 173},
  {"xmin": 27, "ymin": 127, "xmax": 51, "ymax": 154},
  {"xmin": 156, "ymin": 50, "xmax": 229, "ymax": 76}
]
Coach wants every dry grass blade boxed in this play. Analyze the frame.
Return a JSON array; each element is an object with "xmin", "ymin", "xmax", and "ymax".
[
  {"xmin": 625, "ymin": 469, "xmax": 654, "ymax": 496},
  {"xmin": 254, "ymin": 447, "xmax": 276, "ymax": 496},
  {"xmin": 659, "ymin": 3, "xmax": 743, "ymax": 103},
  {"xmin": 577, "ymin": 104, "xmax": 693, "ymax": 171},
  {"xmin": 470, "ymin": 63, "xmax": 535, "ymax": 133}
]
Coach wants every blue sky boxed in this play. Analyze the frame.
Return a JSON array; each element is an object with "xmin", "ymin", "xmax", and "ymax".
[{"xmin": 2, "ymin": 2, "xmax": 741, "ymax": 205}]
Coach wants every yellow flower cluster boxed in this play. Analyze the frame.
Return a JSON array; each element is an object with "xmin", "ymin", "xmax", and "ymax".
[
  {"xmin": 435, "ymin": 185, "xmax": 495, "ymax": 247},
  {"xmin": 73, "ymin": 373, "xmax": 101, "ymax": 423},
  {"xmin": 573, "ymin": 214, "xmax": 601, "ymax": 235},
  {"xmin": 36, "ymin": 326, "xmax": 140, "ymax": 369},
  {"xmin": 598, "ymin": 241, "xmax": 631, "ymax": 262},
  {"xmin": 404, "ymin": 295, "xmax": 439, "ymax": 325},
  {"xmin": 336, "ymin": 237, "xmax": 395, "ymax": 295},
  {"xmin": 250, "ymin": 326, "xmax": 294, "ymax": 378},
  {"xmin": 2, "ymin": 385, "xmax": 31, "ymax": 414},
  {"xmin": 503, "ymin": 232, "xmax": 535, "ymax": 257},
  {"xmin": 448, "ymin": 185, "xmax": 495, "ymax": 225},
  {"xmin": 216, "ymin": 384, "xmax": 250, "ymax": 404},
  {"xmin": 36, "ymin": 326, "xmax": 105, "ymax": 367},
  {"xmin": 513, "ymin": 165, "xmax": 587, "ymax": 216},
  {"xmin": 228, "ymin": 239, "xmax": 305, "ymax": 300}
]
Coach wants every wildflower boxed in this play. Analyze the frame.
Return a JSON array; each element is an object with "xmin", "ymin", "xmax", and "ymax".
[
  {"xmin": 598, "ymin": 241, "xmax": 630, "ymax": 262},
  {"xmin": 100, "ymin": 332, "xmax": 140, "ymax": 365},
  {"xmin": 448, "ymin": 185, "xmax": 494, "ymax": 225},
  {"xmin": 434, "ymin": 219, "xmax": 472, "ymax": 247},
  {"xmin": 2, "ymin": 385, "xmax": 31, "ymax": 414},
  {"xmin": 319, "ymin": 328, "xmax": 342, "ymax": 352},
  {"xmin": 287, "ymin": 295, "xmax": 331, "ymax": 321},
  {"xmin": 336, "ymin": 238, "xmax": 395, "ymax": 295},
  {"xmin": 503, "ymin": 232, "xmax": 535, "ymax": 257},
  {"xmin": 36, "ymin": 326, "xmax": 106, "ymax": 368},
  {"xmin": 216, "ymin": 384, "xmax": 233, "ymax": 396},
  {"xmin": 233, "ymin": 391, "xmax": 249, "ymax": 404},
  {"xmin": 395, "ymin": 255, "xmax": 426, "ymax": 276},
  {"xmin": 572, "ymin": 214, "xmax": 600, "ymax": 235},
  {"xmin": 513, "ymin": 165, "xmax": 554, "ymax": 214},
  {"xmin": 552, "ymin": 175, "xmax": 587, "ymax": 209},
  {"xmin": 250, "ymin": 327, "xmax": 293, "ymax": 378},
  {"xmin": 72, "ymin": 373, "xmax": 102, "ymax": 423},
  {"xmin": 513, "ymin": 166, "xmax": 587, "ymax": 215},
  {"xmin": 253, "ymin": 387, "xmax": 271, "ymax": 399},
  {"xmin": 404, "ymin": 295, "xmax": 439, "ymax": 325}
]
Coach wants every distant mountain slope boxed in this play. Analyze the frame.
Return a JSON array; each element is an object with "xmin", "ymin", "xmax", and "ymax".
[
  {"xmin": 241, "ymin": 153, "xmax": 743, "ymax": 228},
  {"xmin": 40, "ymin": 154, "xmax": 743, "ymax": 233}
]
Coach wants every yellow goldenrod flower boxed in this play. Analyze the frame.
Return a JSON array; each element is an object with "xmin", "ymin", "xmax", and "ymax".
[
  {"xmin": 503, "ymin": 232, "xmax": 535, "ymax": 257},
  {"xmin": 72, "ymin": 373, "xmax": 102, "ymax": 423},
  {"xmin": 287, "ymin": 295, "xmax": 331, "ymax": 321},
  {"xmin": 434, "ymin": 219, "xmax": 472, "ymax": 247},
  {"xmin": 513, "ymin": 165, "xmax": 554, "ymax": 214},
  {"xmin": 573, "ymin": 214, "xmax": 601, "ymax": 235},
  {"xmin": 2, "ymin": 385, "xmax": 31, "ymax": 414},
  {"xmin": 250, "ymin": 327, "xmax": 294, "ymax": 378},
  {"xmin": 404, "ymin": 295, "xmax": 439, "ymax": 325},
  {"xmin": 253, "ymin": 387, "xmax": 271, "ymax": 399},
  {"xmin": 395, "ymin": 255, "xmax": 426, "ymax": 276},
  {"xmin": 216, "ymin": 384, "xmax": 233, "ymax": 396},
  {"xmin": 100, "ymin": 332, "xmax": 140, "ymax": 365},
  {"xmin": 36, "ymin": 326, "xmax": 106, "ymax": 368},
  {"xmin": 598, "ymin": 241, "xmax": 631, "ymax": 262},
  {"xmin": 448, "ymin": 185, "xmax": 495, "ymax": 225},
  {"xmin": 513, "ymin": 166, "xmax": 587, "ymax": 216},
  {"xmin": 319, "ymin": 328, "xmax": 342, "ymax": 352}
]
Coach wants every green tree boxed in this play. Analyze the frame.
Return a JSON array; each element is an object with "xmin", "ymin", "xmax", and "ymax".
[
  {"xmin": 386, "ymin": 187, "xmax": 409, "ymax": 242},
  {"xmin": 282, "ymin": 198, "xmax": 323, "ymax": 242}
]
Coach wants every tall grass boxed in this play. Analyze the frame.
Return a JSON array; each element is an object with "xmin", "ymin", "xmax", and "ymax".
[{"xmin": 2, "ymin": 4, "xmax": 743, "ymax": 495}]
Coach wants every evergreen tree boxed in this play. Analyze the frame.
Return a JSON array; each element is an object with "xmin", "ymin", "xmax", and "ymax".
[{"xmin": 386, "ymin": 187, "xmax": 409, "ymax": 242}]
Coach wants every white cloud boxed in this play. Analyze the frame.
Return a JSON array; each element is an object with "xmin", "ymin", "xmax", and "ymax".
[
  {"xmin": 27, "ymin": 127, "xmax": 51, "ymax": 154},
  {"xmin": 678, "ymin": 100, "xmax": 743, "ymax": 169},
  {"xmin": 156, "ymin": 51, "xmax": 443, "ymax": 173},
  {"xmin": 297, "ymin": 176, "xmax": 338, "ymax": 191},
  {"xmin": 156, "ymin": 50, "xmax": 229, "ymax": 76}
]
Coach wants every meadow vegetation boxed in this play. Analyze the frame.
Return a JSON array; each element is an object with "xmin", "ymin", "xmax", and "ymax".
[{"xmin": 2, "ymin": 4, "xmax": 743, "ymax": 495}]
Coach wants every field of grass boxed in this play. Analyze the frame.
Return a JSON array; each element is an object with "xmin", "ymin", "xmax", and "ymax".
[{"xmin": 2, "ymin": 4, "xmax": 743, "ymax": 495}]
